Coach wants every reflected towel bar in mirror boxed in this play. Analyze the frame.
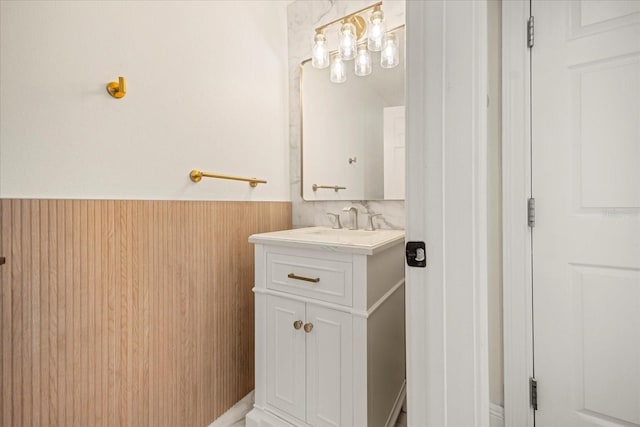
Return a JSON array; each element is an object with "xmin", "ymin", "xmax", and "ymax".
[
  {"xmin": 190, "ymin": 170, "xmax": 267, "ymax": 187},
  {"xmin": 312, "ymin": 184, "xmax": 347, "ymax": 192}
]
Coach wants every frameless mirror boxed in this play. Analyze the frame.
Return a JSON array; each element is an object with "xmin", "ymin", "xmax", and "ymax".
[{"xmin": 301, "ymin": 26, "xmax": 405, "ymax": 201}]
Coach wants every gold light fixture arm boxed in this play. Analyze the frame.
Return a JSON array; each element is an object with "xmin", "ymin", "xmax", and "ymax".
[
  {"xmin": 314, "ymin": 1, "xmax": 382, "ymax": 33},
  {"xmin": 189, "ymin": 170, "xmax": 267, "ymax": 188},
  {"xmin": 106, "ymin": 76, "xmax": 126, "ymax": 99}
]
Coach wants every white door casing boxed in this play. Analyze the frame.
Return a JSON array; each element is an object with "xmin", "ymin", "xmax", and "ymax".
[
  {"xmin": 502, "ymin": 1, "xmax": 534, "ymax": 425},
  {"xmin": 531, "ymin": 1, "xmax": 640, "ymax": 426},
  {"xmin": 405, "ymin": 1, "xmax": 489, "ymax": 426}
]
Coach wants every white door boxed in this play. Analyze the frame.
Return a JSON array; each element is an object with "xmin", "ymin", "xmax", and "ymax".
[
  {"xmin": 405, "ymin": 1, "xmax": 489, "ymax": 425},
  {"xmin": 532, "ymin": 1, "xmax": 640, "ymax": 425},
  {"xmin": 305, "ymin": 304, "xmax": 353, "ymax": 427},
  {"xmin": 266, "ymin": 295, "xmax": 306, "ymax": 421}
]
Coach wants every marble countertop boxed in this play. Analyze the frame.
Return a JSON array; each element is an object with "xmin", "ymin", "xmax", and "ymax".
[{"xmin": 248, "ymin": 226, "xmax": 405, "ymax": 255}]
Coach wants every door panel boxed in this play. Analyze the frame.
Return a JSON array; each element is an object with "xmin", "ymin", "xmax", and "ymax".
[
  {"xmin": 306, "ymin": 304, "xmax": 352, "ymax": 427},
  {"xmin": 532, "ymin": 1, "xmax": 640, "ymax": 426},
  {"xmin": 266, "ymin": 295, "xmax": 306, "ymax": 421},
  {"xmin": 577, "ymin": 267, "xmax": 640, "ymax": 424}
]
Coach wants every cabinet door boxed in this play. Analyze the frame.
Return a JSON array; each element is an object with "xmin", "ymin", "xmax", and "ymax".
[
  {"xmin": 306, "ymin": 305, "xmax": 353, "ymax": 427},
  {"xmin": 266, "ymin": 296, "xmax": 306, "ymax": 421}
]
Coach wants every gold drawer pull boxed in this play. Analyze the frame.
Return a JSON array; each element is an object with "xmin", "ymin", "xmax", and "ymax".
[
  {"xmin": 293, "ymin": 320, "xmax": 303, "ymax": 330},
  {"xmin": 303, "ymin": 323, "xmax": 314, "ymax": 333},
  {"xmin": 287, "ymin": 273, "xmax": 320, "ymax": 283}
]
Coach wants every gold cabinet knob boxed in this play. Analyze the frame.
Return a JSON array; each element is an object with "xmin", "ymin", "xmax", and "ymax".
[
  {"xmin": 293, "ymin": 320, "xmax": 303, "ymax": 330},
  {"xmin": 303, "ymin": 323, "xmax": 314, "ymax": 333}
]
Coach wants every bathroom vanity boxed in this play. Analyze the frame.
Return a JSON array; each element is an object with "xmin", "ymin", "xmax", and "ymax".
[{"xmin": 246, "ymin": 227, "xmax": 406, "ymax": 427}]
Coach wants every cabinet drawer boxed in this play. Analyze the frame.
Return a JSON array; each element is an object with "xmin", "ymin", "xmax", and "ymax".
[{"xmin": 266, "ymin": 252, "xmax": 353, "ymax": 306}]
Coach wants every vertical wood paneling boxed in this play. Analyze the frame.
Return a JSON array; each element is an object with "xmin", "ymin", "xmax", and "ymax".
[
  {"xmin": 86, "ymin": 201, "xmax": 95, "ymax": 426},
  {"xmin": 31, "ymin": 201, "xmax": 41, "ymax": 427},
  {"xmin": 0, "ymin": 199, "xmax": 291, "ymax": 426},
  {"xmin": 57, "ymin": 200, "xmax": 67, "ymax": 427},
  {"xmin": 39, "ymin": 201, "xmax": 50, "ymax": 427},
  {"xmin": 64, "ymin": 201, "xmax": 73, "ymax": 426},
  {"xmin": 12, "ymin": 201, "xmax": 23, "ymax": 427},
  {"xmin": 1, "ymin": 200, "xmax": 11, "ymax": 427}
]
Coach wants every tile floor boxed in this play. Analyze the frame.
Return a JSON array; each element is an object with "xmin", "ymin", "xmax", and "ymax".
[{"xmin": 209, "ymin": 391, "xmax": 408, "ymax": 427}]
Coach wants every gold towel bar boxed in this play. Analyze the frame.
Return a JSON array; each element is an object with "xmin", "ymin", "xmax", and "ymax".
[
  {"xmin": 312, "ymin": 184, "xmax": 347, "ymax": 192},
  {"xmin": 189, "ymin": 170, "xmax": 267, "ymax": 187}
]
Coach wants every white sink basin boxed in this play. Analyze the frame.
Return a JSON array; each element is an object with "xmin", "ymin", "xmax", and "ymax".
[{"xmin": 248, "ymin": 226, "xmax": 405, "ymax": 255}]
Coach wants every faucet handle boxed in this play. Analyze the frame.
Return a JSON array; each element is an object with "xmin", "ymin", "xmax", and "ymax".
[
  {"xmin": 365, "ymin": 213, "xmax": 383, "ymax": 231},
  {"xmin": 326, "ymin": 212, "xmax": 342, "ymax": 229}
]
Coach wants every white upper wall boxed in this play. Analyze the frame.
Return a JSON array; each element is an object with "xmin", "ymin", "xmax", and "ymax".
[{"xmin": 0, "ymin": 1, "xmax": 290, "ymax": 201}]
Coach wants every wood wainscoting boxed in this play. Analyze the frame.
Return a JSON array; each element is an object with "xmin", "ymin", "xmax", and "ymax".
[{"xmin": 0, "ymin": 199, "xmax": 291, "ymax": 427}]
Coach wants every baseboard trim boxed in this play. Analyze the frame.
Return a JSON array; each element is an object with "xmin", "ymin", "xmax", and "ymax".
[
  {"xmin": 385, "ymin": 379, "xmax": 407, "ymax": 427},
  {"xmin": 210, "ymin": 391, "xmax": 255, "ymax": 427},
  {"xmin": 490, "ymin": 403, "xmax": 505, "ymax": 427},
  {"xmin": 245, "ymin": 406, "xmax": 300, "ymax": 427}
]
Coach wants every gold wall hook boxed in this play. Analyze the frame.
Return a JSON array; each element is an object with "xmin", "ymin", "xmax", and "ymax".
[{"xmin": 106, "ymin": 76, "xmax": 126, "ymax": 99}]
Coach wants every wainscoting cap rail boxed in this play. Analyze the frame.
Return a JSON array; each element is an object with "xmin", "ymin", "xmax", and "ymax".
[{"xmin": 189, "ymin": 170, "xmax": 267, "ymax": 187}]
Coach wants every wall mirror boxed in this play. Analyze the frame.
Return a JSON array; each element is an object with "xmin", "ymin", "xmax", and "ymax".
[{"xmin": 301, "ymin": 26, "xmax": 405, "ymax": 201}]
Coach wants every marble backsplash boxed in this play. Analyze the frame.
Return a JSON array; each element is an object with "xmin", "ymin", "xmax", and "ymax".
[{"xmin": 287, "ymin": 0, "xmax": 406, "ymax": 230}]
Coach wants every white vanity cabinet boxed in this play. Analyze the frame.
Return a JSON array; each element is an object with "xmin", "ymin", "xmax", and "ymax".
[
  {"xmin": 246, "ymin": 227, "xmax": 406, "ymax": 427},
  {"xmin": 266, "ymin": 295, "xmax": 353, "ymax": 426}
]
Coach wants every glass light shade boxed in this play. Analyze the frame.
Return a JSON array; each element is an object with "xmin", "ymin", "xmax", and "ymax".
[
  {"xmin": 311, "ymin": 32, "xmax": 330, "ymax": 69},
  {"xmin": 339, "ymin": 22, "xmax": 357, "ymax": 60},
  {"xmin": 330, "ymin": 55, "xmax": 347, "ymax": 83},
  {"xmin": 380, "ymin": 33, "xmax": 399, "ymax": 68},
  {"xmin": 367, "ymin": 9, "xmax": 385, "ymax": 51},
  {"xmin": 354, "ymin": 45, "xmax": 372, "ymax": 76}
]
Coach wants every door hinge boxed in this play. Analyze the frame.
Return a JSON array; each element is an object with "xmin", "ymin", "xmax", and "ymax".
[
  {"xmin": 527, "ymin": 16, "xmax": 535, "ymax": 48},
  {"xmin": 528, "ymin": 198, "xmax": 536, "ymax": 228},
  {"xmin": 530, "ymin": 377, "xmax": 538, "ymax": 410}
]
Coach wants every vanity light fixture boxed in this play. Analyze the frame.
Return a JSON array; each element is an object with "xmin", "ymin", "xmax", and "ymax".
[
  {"xmin": 380, "ymin": 32, "xmax": 399, "ymax": 68},
  {"xmin": 354, "ymin": 45, "xmax": 372, "ymax": 76},
  {"xmin": 367, "ymin": 5, "xmax": 385, "ymax": 51},
  {"xmin": 311, "ymin": 31, "xmax": 330, "ymax": 69},
  {"xmin": 310, "ymin": 1, "xmax": 399, "ymax": 83},
  {"xmin": 330, "ymin": 54, "xmax": 347, "ymax": 83},
  {"xmin": 338, "ymin": 21, "xmax": 358, "ymax": 60}
]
